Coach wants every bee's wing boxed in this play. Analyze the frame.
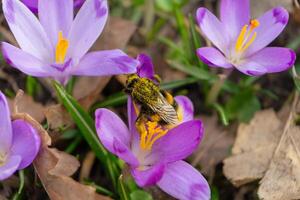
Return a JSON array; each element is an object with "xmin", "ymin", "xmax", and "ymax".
[{"xmin": 149, "ymin": 93, "xmax": 179, "ymax": 124}]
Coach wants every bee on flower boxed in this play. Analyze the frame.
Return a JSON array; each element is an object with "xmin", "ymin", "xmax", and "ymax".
[{"xmin": 95, "ymin": 54, "xmax": 210, "ymax": 200}]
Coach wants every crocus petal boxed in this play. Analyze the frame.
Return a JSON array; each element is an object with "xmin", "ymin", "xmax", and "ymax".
[
  {"xmin": 38, "ymin": 0, "xmax": 73, "ymax": 47},
  {"xmin": 68, "ymin": 0, "xmax": 108, "ymax": 60},
  {"xmin": 2, "ymin": 42, "xmax": 55, "ymax": 77},
  {"xmin": 220, "ymin": 0, "xmax": 250, "ymax": 41},
  {"xmin": 0, "ymin": 91, "xmax": 12, "ymax": 154},
  {"xmin": 174, "ymin": 96, "xmax": 194, "ymax": 122},
  {"xmin": 10, "ymin": 120, "xmax": 41, "ymax": 169},
  {"xmin": 131, "ymin": 163, "xmax": 165, "ymax": 187},
  {"xmin": 0, "ymin": 155, "xmax": 21, "ymax": 181},
  {"xmin": 150, "ymin": 120, "xmax": 204, "ymax": 164},
  {"xmin": 74, "ymin": 0, "xmax": 85, "ymax": 8},
  {"xmin": 95, "ymin": 108, "xmax": 139, "ymax": 167},
  {"xmin": 197, "ymin": 47, "xmax": 233, "ymax": 68},
  {"xmin": 127, "ymin": 97, "xmax": 141, "ymax": 153},
  {"xmin": 245, "ymin": 7, "xmax": 289, "ymax": 56},
  {"xmin": 21, "ymin": 0, "xmax": 38, "ymax": 13},
  {"xmin": 2, "ymin": 0, "xmax": 52, "ymax": 61},
  {"xmin": 22, "ymin": 0, "xmax": 85, "ymax": 13},
  {"xmin": 237, "ymin": 47, "xmax": 295, "ymax": 76},
  {"xmin": 136, "ymin": 54, "xmax": 155, "ymax": 79},
  {"xmin": 71, "ymin": 50, "xmax": 138, "ymax": 76},
  {"xmin": 157, "ymin": 161, "xmax": 210, "ymax": 200},
  {"xmin": 196, "ymin": 8, "xmax": 229, "ymax": 54}
]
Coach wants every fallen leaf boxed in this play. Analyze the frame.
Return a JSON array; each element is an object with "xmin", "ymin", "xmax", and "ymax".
[
  {"xmin": 44, "ymin": 104, "xmax": 74, "ymax": 130},
  {"xmin": 223, "ymin": 109, "xmax": 283, "ymax": 186},
  {"xmin": 11, "ymin": 101, "xmax": 111, "ymax": 200},
  {"xmin": 8, "ymin": 91, "xmax": 45, "ymax": 123},
  {"xmin": 74, "ymin": 77, "xmax": 111, "ymax": 110},
  {"xmin": 91, "ymin": 16, "xmax": 137, "ymax": 51},
  {"xmin": 0, "ymin": 195, "xmax": 7, "ymax": 200},
  {"xmin": 192, "ymin": 115, "xmax": 234, "ymax": 176},
  {"xmin": 258, "ymin": 127, "xmax": 300, "ymax": 200},
  {"xmin": 223, "ymin": 94, "xmax": 300, "ymax": 200},
  {"xmin": 79, "ymin": 151, "xmax": 96, "ymax": 182}
]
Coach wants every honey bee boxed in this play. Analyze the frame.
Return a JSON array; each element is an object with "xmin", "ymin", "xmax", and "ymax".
[{"xmin": 124, "ymin": 74, "xmax": 179, "ymax": 130}]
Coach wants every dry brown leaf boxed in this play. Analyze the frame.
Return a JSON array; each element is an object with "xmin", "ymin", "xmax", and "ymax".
[
  {"xmin": 44, "ymin": 104, "xmax": 74, "ymax": 129},
  {"xmin": 11, "ymin": 97, "xmax": 111, "ymax": 200},
  {"xmin": 74, "ymin": 77, "xmax": 111, "ymax": 110},
  {"xmin": 8, "ymin": 92, "xmax": 45, "ymax": 123},
  {"xmin": 192, "ymin": 115, "xmax": 234, "ymax": 176},
  {"xmin": 258, "ymin": 127, "xmax": 300, "ymax": 200},
  {"xmin": 91, "ymin": 16, "xmax": 137, "ymax": 51},
  {"xmin": 12, "ymin": 113, "xmax": 110, "ymax": 200},
  {"xmin": 223, "ymin": 109, "xmax": 283, "ymax": 186},
  {"xmin": 79, "ymin": 151, "xmax": 96, "ymax": 182},
  {"xmin": 223, "ymin": 94, "xmax": 300, "ymax": 200}
]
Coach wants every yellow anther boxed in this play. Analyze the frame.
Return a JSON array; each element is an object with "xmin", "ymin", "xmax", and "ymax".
[
  {"xmin": 177, "ymin": 106, "xmax": 183, "ymax": 122},
  {"xmin": 55, "ymin": 31, "xmax": 69, "ymax": 64},
  {"xmin": 250, "ymin": 19, "xmax": 260, "ymax": 30},
  {"xmin": 140, "ymin": 121, "xmax": 168, "ymax": 150},
  {"xmin": 235, "ymin": 25, "xmax": 248, "ymax": 52},
  {"xmin": 235, "ymin": 19, "xmax": 260, "ymax": 53}
]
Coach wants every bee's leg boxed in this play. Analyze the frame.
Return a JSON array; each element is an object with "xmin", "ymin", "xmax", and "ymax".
[
  {"xmin": 153, "ymin": 74, "xmax": 162, "ymax": 84},
  {"xmin": 160, "ymin": 90, "xmax": 176, "ymax": 106},
  {"xmin": 150, "ymin": 113, "xmax": 161, "ymax": 123},
  {"xmin": 135, "ymin": 112, "xmax": 148, "ymax": 135}
]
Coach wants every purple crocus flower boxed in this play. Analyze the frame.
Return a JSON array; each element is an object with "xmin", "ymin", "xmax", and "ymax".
[
  {"xmin": 95, "ymin": 54, "xmax": 210, "ymax": 200},
  {"xmin": 21, "ymin": 0, "xmax": 85, "ymax": 13},
  {"xmin": 2, "ymin": 0, "xmax": 139, "ymax": 84},
  {"xmin": 196, "ymin": 0, "xmax": 296, "ymax": 76},
  {"xmin": 0, "ymin": 91, "xmax": 41, "ymax": 180}
]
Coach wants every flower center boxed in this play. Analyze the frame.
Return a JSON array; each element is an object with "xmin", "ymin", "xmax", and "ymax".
[
  {"xmin": 235, "ymin": 19, "xmax": 260, "ymax": 53},
  {"xmin": 55, "ymin": 31, "xmax": 69, "ymax": 64},
  {"xmin": 140, "ymin": 121, "xmax": 168, "ymax": 150},
  {"xmin": 137, "ymin": 107, "xmax": 183, "ymax": 151}
]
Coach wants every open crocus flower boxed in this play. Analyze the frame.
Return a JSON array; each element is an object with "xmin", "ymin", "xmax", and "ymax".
[
  {"xmin": 21, "ymin": 0, "xmax": 85, "ymax": 13},
  {"xmin": 2, "ymin": 0, "xmax": 138, "ymax": 84},
  {"xmin": 0, "ymin": 91, "xmax": 41, "ymax": 180},
  {"xmin": 95, "ymin": 54, "xmax": 210, "ymax": 200},
  {"xmin": 196, "ymin": 0, "xmax": 296, "ymax": 76}
]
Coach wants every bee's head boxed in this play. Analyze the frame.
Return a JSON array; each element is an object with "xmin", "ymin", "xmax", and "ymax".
[{"xmin": 124, "ymin": 74, "xmax": 140, "ymax": 94}]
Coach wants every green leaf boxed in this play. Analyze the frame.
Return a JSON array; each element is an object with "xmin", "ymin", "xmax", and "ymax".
[
  {"xmin": 167, "ymin": 60, "xmax": 216, "ymax": 81},
  {"xmin": 225, "ymin": 88, "xmax": 261, "ymax": 122},
  {"xmin": 211, "ymin": 186, "xmax": 220, "ymax": 200},
  {"xmin": 13, "ymin": 170, "xmax": 25, "ymax": 200},
  {"xmin": 188, "ymin": 13, "xmax": 204, "ymax": 67},
  {"xmin": 84, "ymin": 180, "xmax": 114, "ymax": 197},
  {"xmin": 26, "ymin": 76, "xmax": 38, "ymax": 97},
  {"xmin": 118, "ymin": 175, "xmax": 130, "ymax": 200},
  {"xmin": 188, "ymin": 14, "xmax": 201, "ymax": 50},
  {"xmin": 212, "ymin": 103, "xmax": 229, "ymax": 126},
  {"xmin": 130, "ymin": 190, "xmax": 153, "ymax": 200},
  {"xmin": 53, "ymin": 81, "xmax": 119, "ymax": 189}
]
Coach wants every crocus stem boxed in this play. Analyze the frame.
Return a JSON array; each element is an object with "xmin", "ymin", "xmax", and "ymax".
[{"xmin": 206, "ymin": 69, "xmax": 233, "ymax": 105}]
